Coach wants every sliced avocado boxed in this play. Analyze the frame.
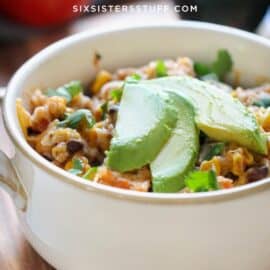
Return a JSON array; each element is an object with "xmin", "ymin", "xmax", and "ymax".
[
  {"xmin": 143, "ymin": 76, "xmax": 268, "ymax": 155},
  {"xmin": 107, "ymin": 83, "xmax": 178, "ymax": 172},
  {"xmin": 151, "ymin": 92, "xmax": 199, "ymax": 193}
]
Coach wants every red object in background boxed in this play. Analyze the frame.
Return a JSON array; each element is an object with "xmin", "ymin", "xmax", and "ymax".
[{"xmin": 0, "ymin": 0, "xmax": 90, "ymax": 27}]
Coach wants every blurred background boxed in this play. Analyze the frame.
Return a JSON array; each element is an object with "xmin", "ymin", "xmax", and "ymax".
[{"xmin": 0, "ymin": 0, "xmax": 269, "ymax": 86}]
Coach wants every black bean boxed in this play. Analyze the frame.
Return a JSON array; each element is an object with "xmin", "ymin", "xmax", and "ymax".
[
  {"xmin": 27, "ymin": 127, "xmax": 40, "ymax": 136},
  {"xmin": 225, "ymin": 172, "xmax": 238, "ymax": 181},
  {"xmin": 246, "ymin": 166, "xmax": 268, "ymax": 182},
  {"xmin": 108, "ymin": 104, "xmax": 119, "ymax": 124},
  {"xmin": 91, "ymin": 159, "xmax": 103, "ymax": 167},
  {"xmin": 67, "ymin": 140, "xmax": 83, "ymax": 154},
  {"xmin": 108, "ymin": 104, "xmax": 119, "ymax": 114}
]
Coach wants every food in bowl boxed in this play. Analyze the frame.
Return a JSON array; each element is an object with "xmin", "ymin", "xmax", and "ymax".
[{"xmin": 16, "ymin": 49, "xmax": 270, "ymax": 193}]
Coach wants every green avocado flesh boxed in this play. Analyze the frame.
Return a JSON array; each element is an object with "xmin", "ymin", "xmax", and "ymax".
[
  {"xmin": 106, "ymin": 83, "xmax": 178, "ymax": 172},
  {"xmin": 151, "ymin": 92, "xmax": 199, "ymax": 193},
  {"xmin": 143, "ymin": 76, "xmax": 268, "ymax": 155}
]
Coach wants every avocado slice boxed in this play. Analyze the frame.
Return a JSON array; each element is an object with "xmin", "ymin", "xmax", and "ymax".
[
  {"xmin": 107, "ymin": 83, "xmax": 178, "ymax": 172},
  {"xmin": 151, "ymin": 92, "xmax": 199, "ymax": 193},
  {"xmin": 143, "ymin": 76, "xmax": 268, "ymax": 155}
]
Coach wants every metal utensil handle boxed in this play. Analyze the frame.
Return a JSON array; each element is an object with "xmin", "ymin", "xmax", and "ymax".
[{"xmin": 0, "ymin": 87, "xmax": 27, "ymax": 211}]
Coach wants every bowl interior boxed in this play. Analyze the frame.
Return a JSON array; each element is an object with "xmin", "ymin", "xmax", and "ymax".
[
  {"xmin": 9, "ymin": 22, "xmax": 270, "ymax": 118},
  {"xmin": 4, "ymin": 22, "xmax": 270, "ymax": 200}
]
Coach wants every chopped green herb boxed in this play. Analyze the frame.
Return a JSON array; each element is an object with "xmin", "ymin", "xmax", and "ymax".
[
  {"xmin": 65, "ymin": 81, "xmax": 83, "ymax": 97},
  {"xmin": 253, "ymin": 97, "xmax": 270, "ymax": 108},
  {"xmin": 185, "ymin": 170, "xmax": 218, "ymax": 192},
  {"xmin": 58, "ymin": 109, "xmax": 95, "ymax": 129},
  {"xmin": 202, "ymin": 142, "xmax": 225, "ymax": 161},
  {"xmin": 46, "ymin": 81, "xmax": 83, "ymax": 103},
  {"xmin": 47, "ymin": 88, "xmax": 71, "ymax": 101},
  {"xmin": 194, "ymin": 63, "xmax": 211, "ymax": 77},
  {"xmin": 194, "ymin": 49, "xmax": 233, "ymax": 80},
  {"xmin": 155, "ymin": 60, "xmax": 168, "ymax": 77},
  {"xmin": 83, "ymin": 167, "xmax": 98, "ymax": 180},
  {"xmin": 100, "ymin": 102, "xmax": 108, "ymax": 120},
  {"xmin": 110, "ymin": 88, "xmax": 123, "ymax": 102},
  {"xmin": 126, "ymin": 74, "xmax": 141, "ymax": 83},
  {"xmin": 73, "ymin": 158, "xmax": 83, "ymax": 170},
  {"xmin": 212, "ymin": 49, "xmax": 233, "ymax": 79},
  {"xmin": 131, "ymin": 73, "xmax": 141, "ymax": 80},
  {"xmin": 68, "ymin": 158, "xmax": 83, "ymax": 175}
]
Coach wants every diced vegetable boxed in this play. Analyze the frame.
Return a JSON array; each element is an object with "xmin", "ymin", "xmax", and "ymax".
[
  {"xmin": 16, "ymin": 99, "xmax": 32, "ymax": 137},
  {"xmin": 185, "ymin": 170, "xmax": 218, "ymax": 192},
  {"xmin": 201, "ymin": 142, "xmax": 225, "ymax": 161},
  {"xmin": 83, "ymin": 167, "xmax": 98, "ymax": 180},
  {"xmin": 110, "ymin": 88, "xmax": 123, "ymax": 102},
  {"xmin": 194, "ymin": 63, "xmax": 212, "ymax": 77},
  {"xmin": 92, "ymin": 70, "xmax": 112, "ymax": 94},
  {"xmin": 100, "ymin": 101, "xmax": 108, "ymax": 120},
  {"xmin": 125, "ymin": 73, "xmax": 142, "ymax": 83},
  {"xmin": 68, "ymin": 158, "xmax": 83, "ymax": 175},
  {"xmin": 212, "ymin": 50, "xmax": 233, "ymax": 79},
  {"xmin": 246, "ymin": 165, "xmax": 268, "ymax": 182},
  {"xmin": 253, "ymin": 98, "xmax": 270, "ymax": 108},
  {"xmin": 46, "ymin": 80, "xmax": 83, "ymax": 102},
  {"xmin": 155, "ymin": 60, "xmax": 168, "ymax": 77},
  {"xmin": 58, "ymin": 109, "xmax": 95, "ymax": 129},
  {"xmin": 194, "ymin": 49, "xmax": 233, "ymax": 79}
]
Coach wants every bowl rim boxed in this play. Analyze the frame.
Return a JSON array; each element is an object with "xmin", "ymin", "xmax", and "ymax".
[{"xmin": 4, "ymin": 21, "xmax": 270, "ymax": 204}]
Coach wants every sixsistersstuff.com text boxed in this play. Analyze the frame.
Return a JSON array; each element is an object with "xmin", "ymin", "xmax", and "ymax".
[{"xmin": 72, "ymin": 4, "xmax": 198, "ymax": 14}]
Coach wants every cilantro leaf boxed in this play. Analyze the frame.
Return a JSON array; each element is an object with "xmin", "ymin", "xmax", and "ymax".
[
  {"xmin": 46, "ymin": 80, "xmax": 83, "ymax": 103},
  {"xmin": 202, "ymin": 142, "xmax": 225, "ymax": 161},
  {"xmin": 110, "ymin": 88, "xmax": 123, "ymax": 102},
  {"xmin": 47, "ymin": 88, "xmax": 71, "ymax": 101},
  {"xmin": 83, "ymin": 167, "xmax": 98, "ymax": 180},
  {"xmin": 73, "ymin": 158, "xmax": 83, "ymax": 170},
  {"xmin": 125, "ymin": 73, "xmax": 141, "ymax": 83},
  {"xmin": 194, "ymin": 49, "xmax": 233, "ymax": 80},
  {"xmin": 194, "ymin": 63, "xmax": 211, "ymax": 77},
  {"xmin": 155, "ymin": 60, "xmax": 168, "ymax": 77},
  {"xmin": 63, "ymin": 80, "xmax": 83, "ymax": 98},
  {"xmin": 185, "ymin": 170, "xmax": 218, "ymax": 192},
  {"xmin": 58, "ymin": 109, "xmax": 95, "ymax": 129},
  {"xmin": 212, "ymin": 49, "xmax": 233, "ymax": 79},
  {"xmin": 253, "ymin": 98, "xmax": 270, "ymax": 108},
  {"xmin": 68, "ymin": 158, "xmax": 83, "ymax": 175},
  {"xmin": 100, "ymin": 102, "xmax": 108, "ymax": 120}
]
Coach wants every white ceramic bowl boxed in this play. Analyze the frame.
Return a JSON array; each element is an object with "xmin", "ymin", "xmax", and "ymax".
[{"xmin": 1, "ymin": 22, "xmax": 270, "ymax": 270}]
